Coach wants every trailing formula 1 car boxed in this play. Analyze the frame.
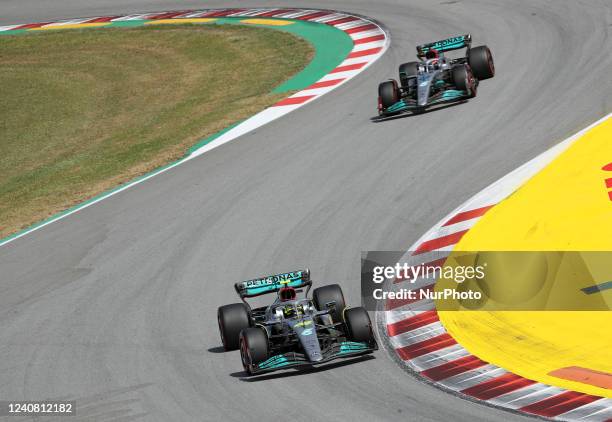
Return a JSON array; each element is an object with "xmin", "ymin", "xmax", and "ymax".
[
  {"xmin": 377, "ymin": 34, "xmax": 494, "ymax": 116},
  {"xmin": 217, "ymin": 269, "xmax": 377, "ymax": 375}
]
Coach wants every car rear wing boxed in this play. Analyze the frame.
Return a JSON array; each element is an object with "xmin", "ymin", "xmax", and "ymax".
[
  {"xmin": 235, "ymin": 269, "xmax": 311, "ymax": 299},
  {"xmin": 417, "ymin": 34, "xmax": 471, "ymax": 57}
]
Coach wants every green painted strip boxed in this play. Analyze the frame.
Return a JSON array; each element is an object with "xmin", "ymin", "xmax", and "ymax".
[
  {"xmin": 108, "ymin": 20, "xmax": 148, "ymax": 28},
  {"xmin": 1, "ymin": 29, "xmax": 27, "ymax": 36},
  {"xmin": 180, "ymin": 17, "xmax": 353, "ymax": 92},
  {"xmin": 0, "ymin": 14, "xmax": 356, "ymax": 246},
  {"xmin": 272, "ymin": 21, "xmax": 353, "ymax": 92}
]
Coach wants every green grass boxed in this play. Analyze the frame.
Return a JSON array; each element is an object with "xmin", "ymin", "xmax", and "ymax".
[{"xmin": 0, "ymin": 25, "xmax": 312, "ymax": 237}]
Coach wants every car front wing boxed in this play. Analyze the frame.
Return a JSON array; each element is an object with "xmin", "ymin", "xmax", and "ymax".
[{"xmin": 250, "ymin": 340, "xmax": 377, "ymax": 375}]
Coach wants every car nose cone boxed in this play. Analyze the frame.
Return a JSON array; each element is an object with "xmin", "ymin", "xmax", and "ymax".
[{"xmin": 289, "ymin": 318, "xmax": 323, "ymax": 362}]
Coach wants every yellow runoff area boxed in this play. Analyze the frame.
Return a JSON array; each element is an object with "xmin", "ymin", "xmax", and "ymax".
[
  {"xmin": 240, "ymin": 19, "xmax": 294, "ymax": 26},
  {"xmin": 26, "ymin": 18, "xmax": 292, "ymax": 31},
  {"xmin": 437, "ymin": 117, "xmax": 612, "ymax": 397},
  {"xmin": 29, "ymin": 23, "xmax": 111, "ymax": 30}
]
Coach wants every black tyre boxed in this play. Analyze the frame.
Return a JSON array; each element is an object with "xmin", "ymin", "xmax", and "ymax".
[
  {"xmin": 398, "ymin": 61, "xmax": 419, "ymax": 87},
  {"xmin": 378, "ymin": 80, "xmax": 399, "ymax": 110},
  {"xmin": 239, "ymin": 327, "xmax": 269, "ymax": 374},
  {"xmin": 344, "ymin": 307, "xmax": 374, "ymax": 342},
  {"xmin": 313, "ymin": 284, "xmax": 346, "ymax": 322},
  {"xmin": 468, "ymin": 45, "xmax": 495, "ymax": 80},
  {"xmin": 452, "ymin": 64, "xmax": 477, "ymax": 98},
  {"xmin": 218, "ymin": 303, "xmax": 251, "ymax": 351}
]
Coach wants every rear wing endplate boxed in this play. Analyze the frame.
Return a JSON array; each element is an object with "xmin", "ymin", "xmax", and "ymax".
[
  {"xmin": 417, "ymin": 34, "xmax": 471, "ymax": 57},
  {"xmin": 235, "ymin": 269, "xmax": 311, "ymax": 299}
]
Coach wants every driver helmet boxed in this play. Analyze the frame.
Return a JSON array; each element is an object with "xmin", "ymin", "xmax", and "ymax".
[
  {"xmin": 283, "ymin": 304, "xmax": 296, "ymax": 318},
  {"xmin": 425, "ymin": 49, "xmax": 439, "ymax": 60},
  {"xmin": 279, "ymin": 287, "xmax": 296, "ymax": 302}
]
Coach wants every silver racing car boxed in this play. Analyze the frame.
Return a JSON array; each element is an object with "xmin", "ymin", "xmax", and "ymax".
[
  {"xmin": 377, "ymin": 34, "xmax": 495, "ymax": 116},
  {"xmin": 217, "ymin": 269, "xmax": 377, "ymax": 375}
]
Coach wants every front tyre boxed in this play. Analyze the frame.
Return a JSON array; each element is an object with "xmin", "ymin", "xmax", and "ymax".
[
  {"xmin": 218, "ymin": 303, "xmax": 251, "ymax": 351},
  {"xmin": 398, "ymin": 62, "xmax": 419, "ymax": 88},
  {"xmin": 239, "ymin": 327, "xmax": 269, "ymax": 375},
  {"xmin": 344, "ymin": 307, "xmax": 375, "ymax": 343},
  {"xmin": 452, "ymin": 64, "xmax": 477, "ymax": 98},
  {"xmin": 468, "ymin": 45, "xmax": 495, "ymax": 80},
  {"xmin": 313, "ymin": 284, "xmax": 346, "ymax": 323},
  {"xmin": 378, "ymin": 79, "xmax": 400, "ymax": 112}
]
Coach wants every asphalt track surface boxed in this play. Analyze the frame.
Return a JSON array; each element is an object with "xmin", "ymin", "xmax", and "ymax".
[{"xmin": 1, "ymin": 1, "xmax": 611, "ymax": 421}]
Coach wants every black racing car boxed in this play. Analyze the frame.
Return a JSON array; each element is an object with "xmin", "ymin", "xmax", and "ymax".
[
  {"xmin": 377, "ymin": 34, "xmax": 494, "ymax": 116},
  {"xmin": 217, "ymin": 269, "xmax": 377, "ymax": 375}
]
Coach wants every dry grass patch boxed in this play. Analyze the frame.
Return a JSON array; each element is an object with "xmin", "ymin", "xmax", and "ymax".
[{"xmin": 0, "ymin": 25, "xmax": 312, "ymax": 237}]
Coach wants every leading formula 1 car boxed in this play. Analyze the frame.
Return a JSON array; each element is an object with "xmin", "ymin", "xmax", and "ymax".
[
  {"xmin": 217, "ymin": 269, "xmax": 377, "ymax": 375},
  {"xmin": 377, "ymin": 34, "xmax": 494, "ymax": 116}
]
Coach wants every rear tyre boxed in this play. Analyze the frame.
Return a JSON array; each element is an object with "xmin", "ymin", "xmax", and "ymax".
[
  {"xmin": 218, "ymin": 303, "xmax": 251, "ymax": 351},
  {"xmin": 452, "ymin": 65, "xmax": 477, "ymax": 98},
  {"xmin": 378, "ymin": 80, "xmax": 399, "ymax": 110},
  {"xmin": 398, "ymin": 61, "xmax": 419, "ymax": 87},
  {"xmin": 468, "ymin": 45, "xmax": 495, "ymax": 80},
  {"xmin": 239, "ymin": 327, "xmax": 269, "ymax": 375},
  {"xmin": 313, "ymin": 284, "xmax": 346, "ymax": 322},
  {"xmin": 344, "ymin": 307, "xmax": 374, "ymax": 342}
]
